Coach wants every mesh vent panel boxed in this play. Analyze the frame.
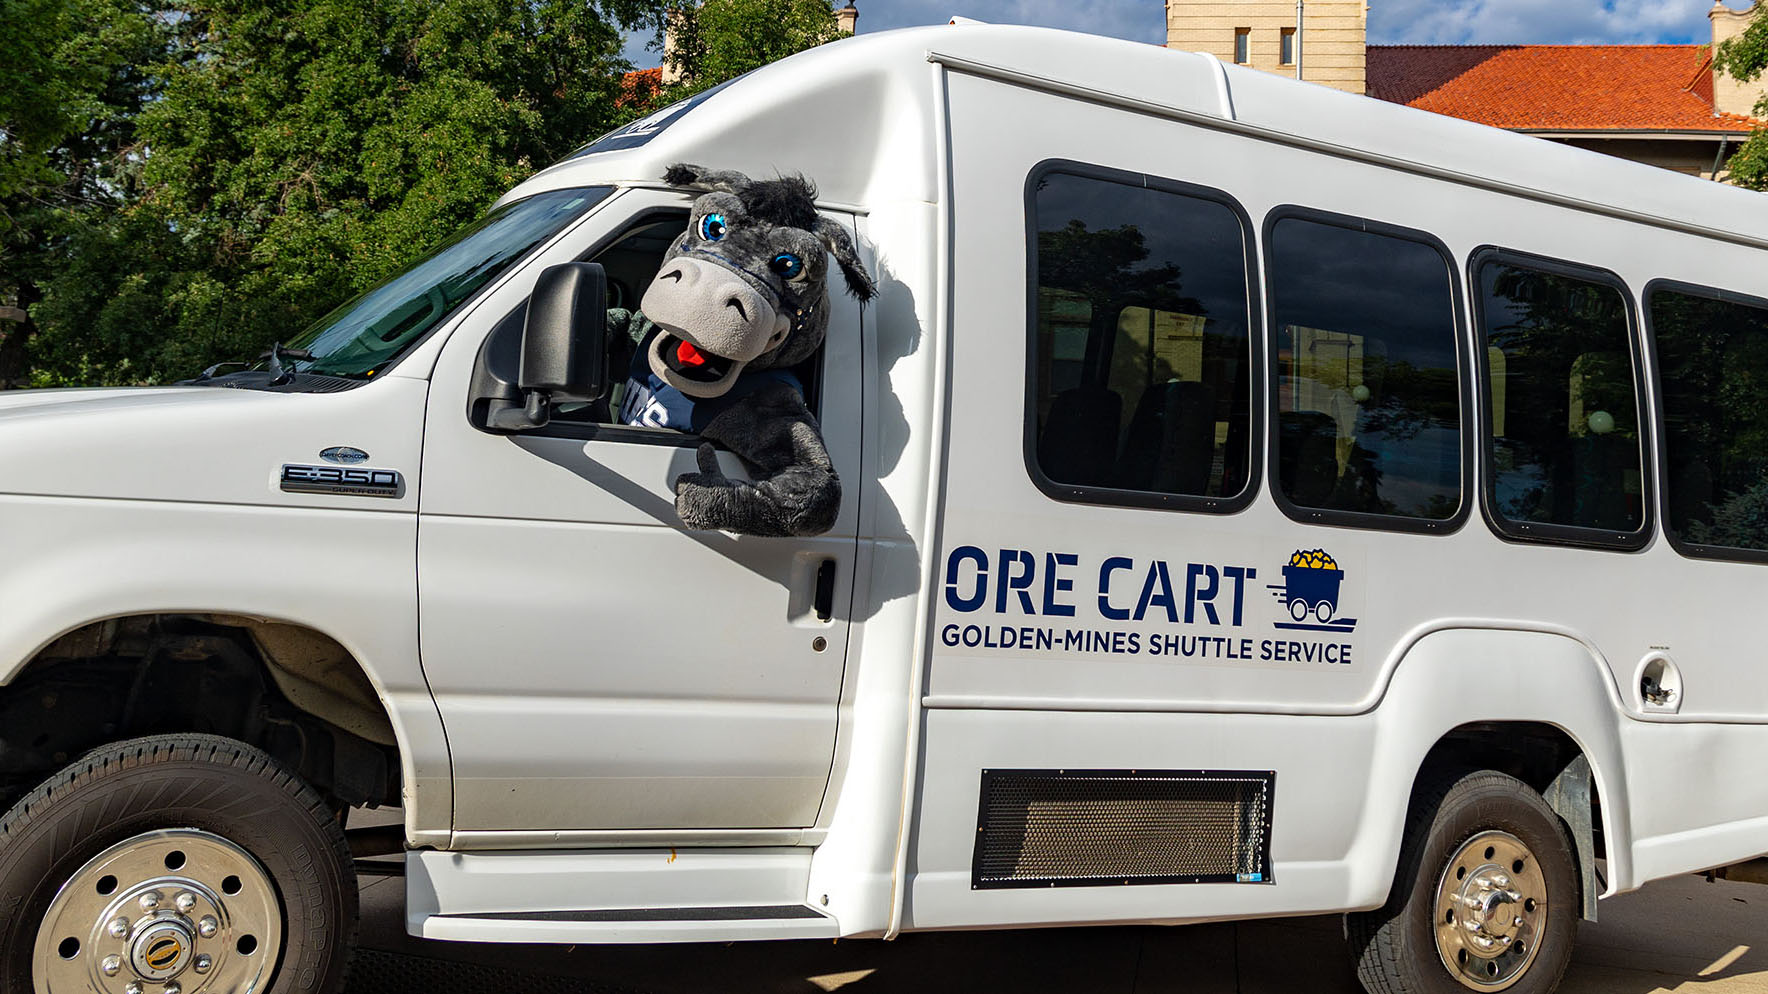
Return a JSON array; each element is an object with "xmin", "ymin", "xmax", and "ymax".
[{"xmin": 972, "ymin": 770, "xmax": 1273, "ymax": 889}]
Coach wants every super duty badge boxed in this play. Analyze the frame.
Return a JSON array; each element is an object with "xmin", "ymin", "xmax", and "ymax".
[{"xmin": 280, "ymin": 464, "xmax": 403, "ymax": 498}]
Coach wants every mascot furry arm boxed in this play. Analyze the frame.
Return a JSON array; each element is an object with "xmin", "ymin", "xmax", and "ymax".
[{"xmin": 617, "ymin": 164, "xmax": 875, "ymax": 537}]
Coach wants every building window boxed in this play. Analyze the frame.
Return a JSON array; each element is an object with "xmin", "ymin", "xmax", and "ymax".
[
  {"xmin": 1475, "ymin": 254, "xmax": 1646, "ymax": 543},
  {"xmin": 1268, "ymin": 212, "xmax": 1464, "ymax": 528},
  {"xmin": 1280, "ymin": 28, "xmax": 1296, "ymax": 66},
  {"xmin": 1234, "ymin": 28, "xmax": 1251, "ymax": 65},
  {"xmin": 1029, "ymin": 166, "xmax": 1255, "ymax": 510},
  {"xmin": 1649, "ymin": 282, "xmax": 1768, "ymax": 557}
]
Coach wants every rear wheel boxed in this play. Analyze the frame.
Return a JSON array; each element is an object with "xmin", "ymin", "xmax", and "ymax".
[
  {"xmin": 1347, "ymin": 770, "xmax": 1577, "ymax": 994},
  {"xmin": 0, "ymin": 734, "xmax": 356, "ymax": 994}
]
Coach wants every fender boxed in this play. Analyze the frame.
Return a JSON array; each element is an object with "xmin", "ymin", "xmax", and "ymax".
[
  {"xmin": 1342, "ymin": 626, "xmax": 1634, "ymax": 908},
  {"xmin": 0, "ymin": 492, "xmax": 451, "ymax": 848}
]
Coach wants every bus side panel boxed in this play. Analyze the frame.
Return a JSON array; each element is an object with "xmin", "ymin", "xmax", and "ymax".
[
  {"xmin": 906, "ymin": 627, "xmax": 1629, "ymax": 929},
  {"xmin": 1621, "ymin": 721, "xmax": 1768, "ymax": 885}
]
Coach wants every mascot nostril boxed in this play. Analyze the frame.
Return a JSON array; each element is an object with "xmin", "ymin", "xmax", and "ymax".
[{"xmin": 611, "ymin": 163, "xmax": 877, "ymax": 538}]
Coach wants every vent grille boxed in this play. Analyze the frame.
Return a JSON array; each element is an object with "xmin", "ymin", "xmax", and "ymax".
[{"xmin": 972, "ymin": 769, "xmax": 1274, "ymax": 889}]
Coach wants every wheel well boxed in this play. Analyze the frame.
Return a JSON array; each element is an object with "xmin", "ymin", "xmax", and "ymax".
[
  {"xmin": 0, "ymin": 614, "xmax": 401, "ymax": 812},
  {"xmin": 1412, "ymin": 721, "xmax": 1603, "ymax": 918}
]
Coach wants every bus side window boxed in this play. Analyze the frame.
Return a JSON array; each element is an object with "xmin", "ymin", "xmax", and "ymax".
[
  {"xmin": 1268, "ymin": 214, "xmax": 1462, "ymax": 525},
  {"xmin": 1650, "ymin": 284, "xmax": 1768, "ymax": 556},
  {"xmin": 1028, "ymin": 167, "xmax": 1254, "ymax": 508},
  {"xmin": 1476, "ymin": 258, "xmax": 1645, "ymax": 540}
]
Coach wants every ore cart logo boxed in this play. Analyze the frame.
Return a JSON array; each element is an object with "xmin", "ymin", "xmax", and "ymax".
[{"xmin": 1269, "ymin": 549, "xmax": 1358, "ymax": 633}]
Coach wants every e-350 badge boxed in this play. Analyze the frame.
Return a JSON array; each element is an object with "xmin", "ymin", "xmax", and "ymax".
[{"xmin": 280, "ymin": 464, "xmax": 402, "ymax": 498}]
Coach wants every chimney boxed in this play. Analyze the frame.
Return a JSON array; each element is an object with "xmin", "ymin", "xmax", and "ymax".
[
  {"xmin": 836, "ymin": 1, "xmax": 858, "ymax": 35},
  {"xmin": 661, "ymin": 5, "xmax": 687, "ymax": 85},
  {"xmin": 1711, "ymin": 2, "xmax": 1763, "ymax": 118}
]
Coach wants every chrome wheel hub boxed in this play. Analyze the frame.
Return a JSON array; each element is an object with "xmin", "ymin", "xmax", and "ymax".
[
  {"xmin": 1434, "ymin": 830, "xmax": 1547, "ymax": 991},
  {"xmin": 33, "ymin": 828, "xmax": 281, "ymax": 994}
]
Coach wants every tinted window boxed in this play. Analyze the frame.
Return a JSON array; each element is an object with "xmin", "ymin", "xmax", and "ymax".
[
  {"xmin": 1030, "ymin": 170, "xmax": 1253, "ymax": 506},
  {"xmin": 1478, "ymin": 260, "xmax": 1644, "ymax": 536},
  {"xmin": 1269, "ymin": 216, "xmax": 1461, "ymax": 522},
  {"xmin": 1651, "ymin": 286, "xmax": 1768, "ymax": 553}
]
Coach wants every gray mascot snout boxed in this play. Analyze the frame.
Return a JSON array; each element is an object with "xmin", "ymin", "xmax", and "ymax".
[{"xmin": 616, "ymin": 163, "xmax": 875, "ymax": 537}]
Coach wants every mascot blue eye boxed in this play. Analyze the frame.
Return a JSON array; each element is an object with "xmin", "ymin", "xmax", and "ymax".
[
  {"xmin": 770, "ymin": 253, "xmax": 805, "ymax": 279},
  {"xmin": 700, "ymin": 213, "xmax": 728, "ymax": 241}
]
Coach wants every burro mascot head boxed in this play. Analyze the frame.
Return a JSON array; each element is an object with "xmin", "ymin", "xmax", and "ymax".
[{"xmin": 642, "ymin": 163, "xmax": 876, "ymax": 398}]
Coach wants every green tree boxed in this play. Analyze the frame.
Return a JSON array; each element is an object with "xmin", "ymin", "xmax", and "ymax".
[
  {"xmin": 0, "ymin": 0, "xmax": 162, "ymax": 385},
  {"xmin": 657, "ymin": 0, "xmax": 840, "ymax": 101},
  {"xmin": 1715, "ymin": 7, "xmax": 1768, "ymax": 189},
  {"xmin": 26, "ymin": 0, "xmax": 658, "ymax": 386}
]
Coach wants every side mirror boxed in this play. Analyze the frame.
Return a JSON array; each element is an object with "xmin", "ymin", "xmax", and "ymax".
[{"xmin": 486, "ymin": 263, "xmax": 608, "ymax": 431}]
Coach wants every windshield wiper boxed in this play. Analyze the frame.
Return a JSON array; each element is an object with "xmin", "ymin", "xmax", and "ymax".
[
  {"xmin": 190, "ymin": 343, "xmax": 315, "ymax": 385},
  {"xmin": 261, "ymin": 343, "xmax": 314, "ymax": 386}
]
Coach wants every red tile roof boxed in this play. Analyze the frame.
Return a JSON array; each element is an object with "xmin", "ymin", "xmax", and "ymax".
[
  {"xmin": 620, "ymin": 67, "xmax": 664, "ymax": 108},
  {"xmin": 1367, "ymin": 45, "xmax": 1761, "ymax": 134}
]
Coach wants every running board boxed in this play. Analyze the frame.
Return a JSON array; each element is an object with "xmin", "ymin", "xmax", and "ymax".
[{"xmin": 406, "ymin": 847, "xmax": 839, "ymax": 943}]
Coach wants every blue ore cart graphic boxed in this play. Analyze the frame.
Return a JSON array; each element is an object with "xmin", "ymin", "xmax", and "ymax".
[{"xmin": 1269, "ymin": 549, "xmax": 1357, "ymax": 633}]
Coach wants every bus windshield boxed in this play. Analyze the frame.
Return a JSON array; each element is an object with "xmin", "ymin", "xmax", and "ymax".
[{"xmin": 284, "ymin": 187, "xmax": 610, "ymax": 379}]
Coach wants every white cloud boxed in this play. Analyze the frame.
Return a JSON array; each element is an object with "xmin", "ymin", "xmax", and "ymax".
[
  {"xmin": 1370, "ymin": 0, "xmax": 1752, "ymax": 46},
  {"xmin": 857, "ymin": 0, "xmax": 1164, "ymax": 44}
]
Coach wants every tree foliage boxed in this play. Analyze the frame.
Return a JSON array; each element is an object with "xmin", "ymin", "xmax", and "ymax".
[
  {"xmin": 9, "ymin": 0, "xmax": 661, "ymax": 386},
  {"xmin": 3, "ymin": 0, "xmax": 845, "ymax": 387},
  {"xmin": 1714, "ymin": 5, "xmax": 1768, "ymax": 190},
  {"xmin": 658, "ymin": 0, "xmax": 839, "ymax": 101}
]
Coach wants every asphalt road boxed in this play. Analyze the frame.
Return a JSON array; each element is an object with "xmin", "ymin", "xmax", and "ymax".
[{"xmin": 345, "ymin": 870, "xmax": 1768, "ymax": 994}]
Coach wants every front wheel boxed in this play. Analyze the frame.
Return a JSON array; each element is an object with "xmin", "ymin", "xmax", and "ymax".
[
  {"xmin": 0, "ymin": 734, "xmax": 357, "ymax": 994},
  {"xmin": 1347, "ymin": 769, "xmax": 1577, "ymax": 994}
]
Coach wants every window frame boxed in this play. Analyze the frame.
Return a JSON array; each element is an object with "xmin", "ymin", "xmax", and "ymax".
[
  {"xmin": 1643, "ymin": 277, "xmax": 1768, "ymax": 565},
  {"xmin": 1234, "ymin": 28, "xmax": 1251, "ymax": 64},
  {"xmin": 1280, "ymin": 28, "xmax": 1296, "ymax": 66},
  {"xmin": 1467, "ymin": 247, "xmax": 1653, "ymax": 551},
  {"xmin": 1261, "ymin": 205, "xmax": 1473, "ymax": 536},
  {"xmin": 1021, "ymin": 158, "xmax": 1264, "ymax": 515}
]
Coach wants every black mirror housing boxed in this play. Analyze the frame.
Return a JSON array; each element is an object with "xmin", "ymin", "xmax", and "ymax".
[
  {"xmin": 477, "ymin": 262, "xmax": 608, "ymax": 432},
  {"xmin": 521, "ymin": 262, "xmax": 608, "ymax": 403}
]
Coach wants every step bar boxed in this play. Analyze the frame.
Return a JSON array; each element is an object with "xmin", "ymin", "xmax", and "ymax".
[{"xmin": 406, "ymin": 847, "xmax": 840, "ymax": 943}]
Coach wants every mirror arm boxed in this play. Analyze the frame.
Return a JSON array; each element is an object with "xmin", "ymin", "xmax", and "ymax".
[{"xmin": 486, "ymin": 388, "xmax": 552, "ymax": 431}]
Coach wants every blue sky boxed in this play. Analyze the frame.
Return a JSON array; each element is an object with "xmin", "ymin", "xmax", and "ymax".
[{"xmin": 623, "ymin": 1, "xmax": 1758, "ymax": 67}]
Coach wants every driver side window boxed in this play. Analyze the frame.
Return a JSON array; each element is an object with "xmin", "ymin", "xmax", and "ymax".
[{"xmin": 486, "ymin": 208, "xmax": 827, "ymax": 437}]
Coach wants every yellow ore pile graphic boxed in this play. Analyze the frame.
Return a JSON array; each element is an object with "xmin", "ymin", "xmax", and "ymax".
[{"xmin": 1288, "ymin": 549, "xmax": 1339, "ymax": 571}]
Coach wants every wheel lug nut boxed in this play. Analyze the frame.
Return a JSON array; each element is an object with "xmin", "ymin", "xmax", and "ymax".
[
  {"xmin": 162, "ymin": 983, "xmax": 181, "ymax": 994},
  {"xmin": 101, "ymin": 954, "xmax": 122, "ymax": 976},
  {"xmin": 196, "ymin": 915, "xmax": 218, "ymax": 939},
  {"xmin": 125, "ymin": 983, "xmax": 143, "ymax": 994},
  {"xmin": 139, "ymin": 890, "xmax": 161, "ymax": 912},
  {"xmin": 193, "ymin": 953, "xmax": 212, "ymax": 974},
  {"xmin": 175, "ymin": 891, "xmax": 198, "ymax": 913},
  {"xmin": 108, "ymin": 916, "xmax": 131, "ymax": 938}
]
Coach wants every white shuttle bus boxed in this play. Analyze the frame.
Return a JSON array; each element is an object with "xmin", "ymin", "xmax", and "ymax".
[{"xmin": 5, "ymin": 22, "xmax": 1768, "ymax": 994}]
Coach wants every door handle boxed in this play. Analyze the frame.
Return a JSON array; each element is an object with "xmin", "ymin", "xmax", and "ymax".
[{"xmin": 813, "ymin": 559, "xmax": 837, "ymax": 622}]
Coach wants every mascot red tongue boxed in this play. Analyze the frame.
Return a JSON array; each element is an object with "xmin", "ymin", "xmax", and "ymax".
[{"xmin": 613, "ymin": 163, "xmax": 876, "ymax": 538}]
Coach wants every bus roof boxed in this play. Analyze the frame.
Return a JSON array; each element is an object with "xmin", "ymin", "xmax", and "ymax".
[{"xmin": 503, "ymin": 22, "xmax": 1768, "ymax": 247}]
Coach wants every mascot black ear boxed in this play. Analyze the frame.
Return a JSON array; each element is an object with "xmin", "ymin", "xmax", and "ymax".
[
  {"xmin": 813, "ymin": 216, "xmax": 877, "ymax": 303},
  {"xmin": 664, "ymin": 163, "xmax": 752, "ymax": 195}
]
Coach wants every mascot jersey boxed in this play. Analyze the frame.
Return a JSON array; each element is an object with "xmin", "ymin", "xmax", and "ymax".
[{"xmin": 618, "ymin": 328, "xmax": 803, "ymax": 434}]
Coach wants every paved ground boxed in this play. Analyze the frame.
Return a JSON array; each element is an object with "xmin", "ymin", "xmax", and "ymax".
[{"xmin": 346, "ymin": 870, "xmax": 1768, "ymax": 993}]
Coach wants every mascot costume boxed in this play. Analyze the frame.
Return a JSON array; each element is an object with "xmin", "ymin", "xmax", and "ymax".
[{"xmin": 611, "ymin": 164, "xmax": 875, "ymax": 537}]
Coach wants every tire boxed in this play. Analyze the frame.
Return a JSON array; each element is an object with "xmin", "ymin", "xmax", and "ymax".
[
  {"xmin": 1346, "ymin": 770, "xmax": 1577, "ymax": 994},
  {"xmin": 0, "ymin": 734, "xmax": 356, "ymax": 994}
]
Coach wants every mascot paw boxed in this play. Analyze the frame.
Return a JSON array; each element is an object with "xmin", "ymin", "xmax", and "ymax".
[{"xmin": 673, "ymin": 443, "xmax": 745, "ymax": 531}]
